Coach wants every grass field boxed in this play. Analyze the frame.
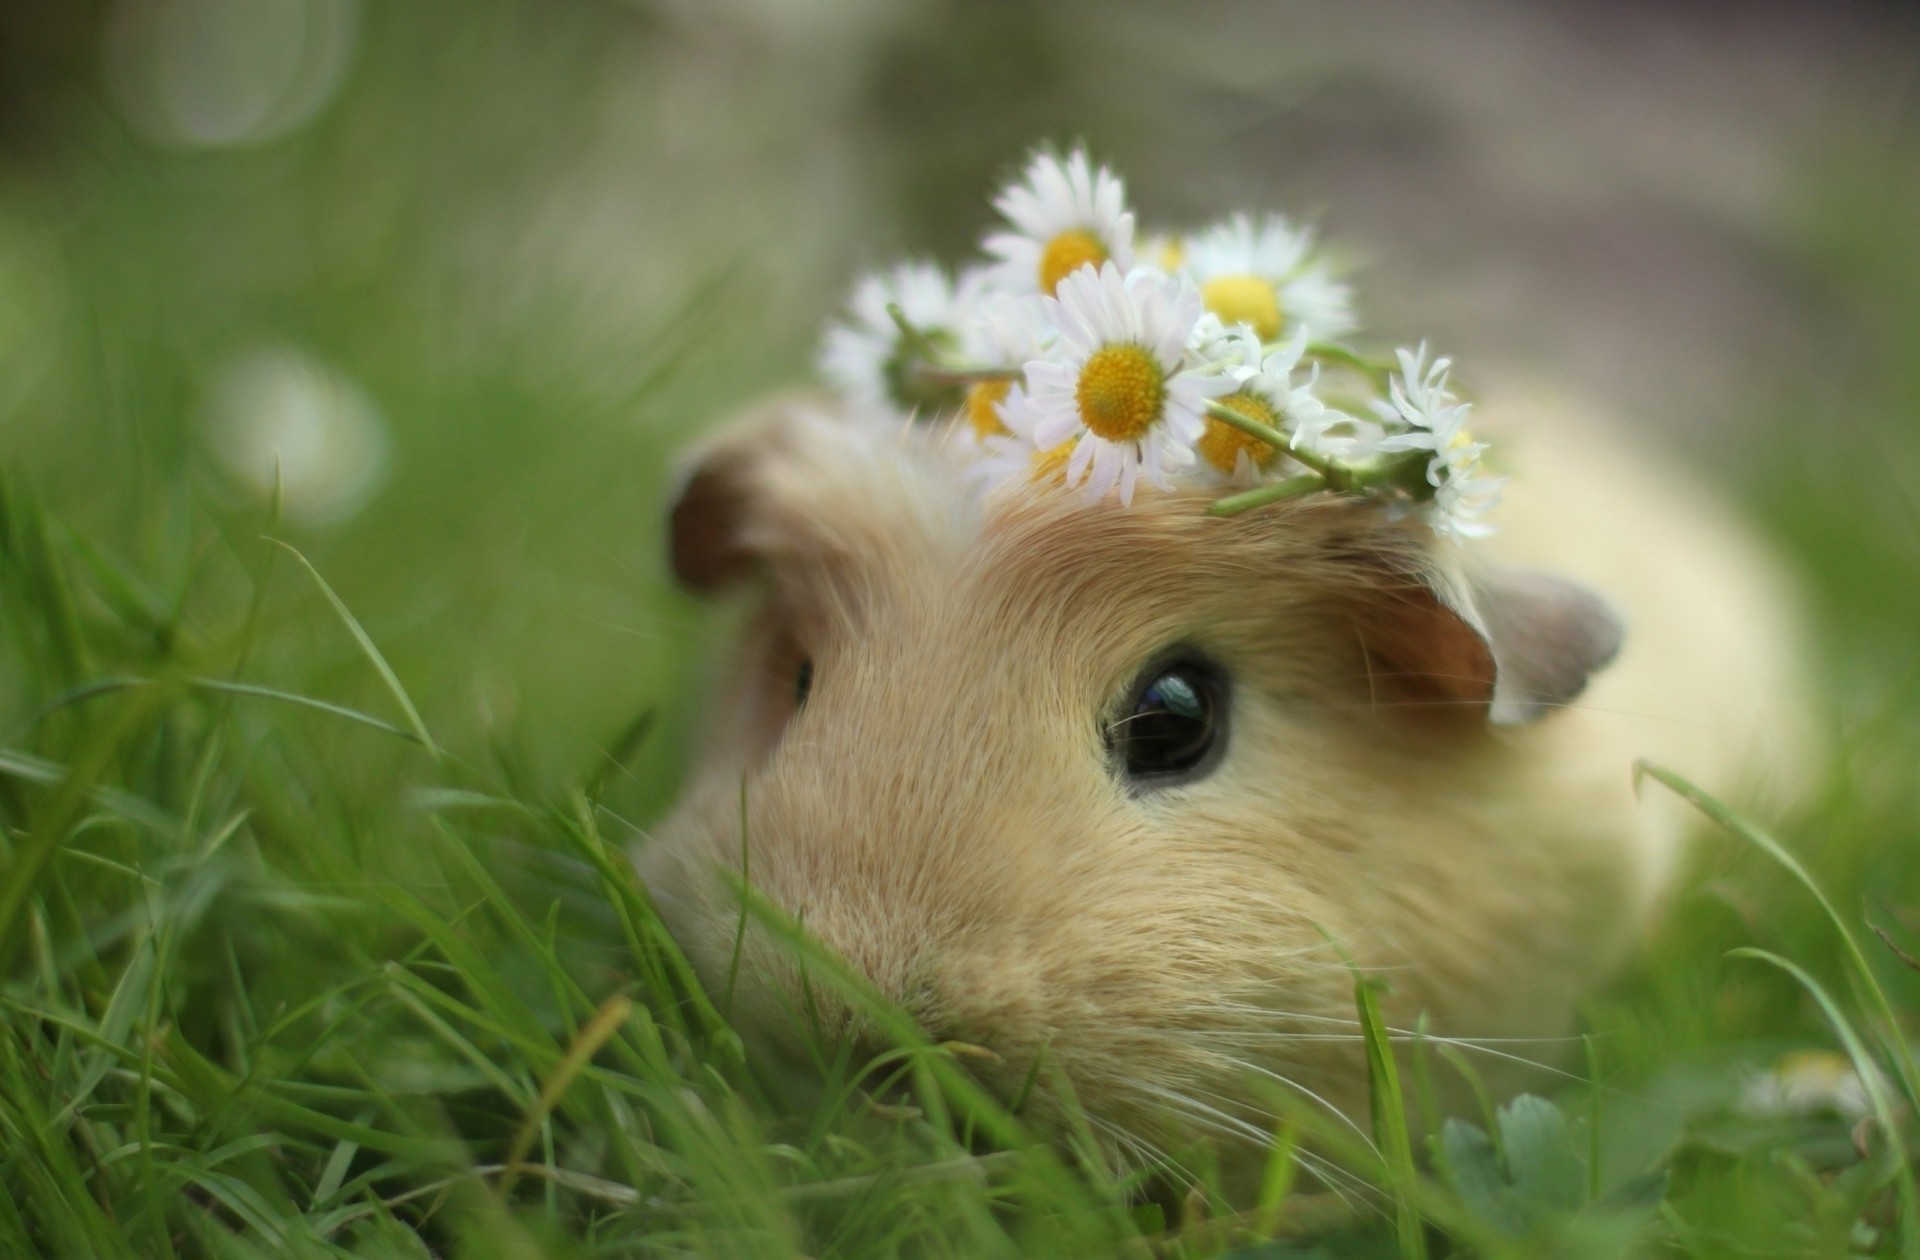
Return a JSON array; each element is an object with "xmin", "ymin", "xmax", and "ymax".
[{"xmin": 4, "ymin": 5, "xmax": 1920, "ymax": 1256}]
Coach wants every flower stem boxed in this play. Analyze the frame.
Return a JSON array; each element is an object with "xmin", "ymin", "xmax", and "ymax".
[
  {"xmin": 885, "ymin": 302, "xmax": 1024, "ymax": 387},
  {"xmin": 1305, "ymin": 342, "xmax": 1393, "ymax": 391},
  {"xmin": 1342, "ymin": 448, "xmax": 1435, "ymax": 497},
  {"xmin": 885, "ymin": 302, "xmax": 943, "ymax": 360},
  {"xmin": 1204, "ymin": 400, "xmax": 1346, "ymax": 486},
  {"xmin": 1207, "ymin": 474, "xmax": 1326, "ymax": 517},
  {"xmin": 915, "ymin": 365, "xmax": 1024, "ymax": 386}
]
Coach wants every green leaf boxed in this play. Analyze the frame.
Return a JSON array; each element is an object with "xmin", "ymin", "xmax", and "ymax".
[
  {"xmin": 1497, "ymin": 1095, "xmax": 1585, "ymax": 1214},
  {"xmin": 1591, "ymin": 1170, "xmax": 1668, "ymax": 1214},
  {"xmin": 1437, "ymin": 1118, "xmax": 1525, "ymax": 1235}
]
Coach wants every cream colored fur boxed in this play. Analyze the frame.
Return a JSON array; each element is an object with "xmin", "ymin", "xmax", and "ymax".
[{"xmin": 636, "ymin": 387, "xmax": 1812, "ymax": 1169}]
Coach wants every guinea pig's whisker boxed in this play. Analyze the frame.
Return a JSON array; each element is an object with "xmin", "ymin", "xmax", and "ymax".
[
  {"xmin": 1272, "ymin": 1142, "xmax": 1379, "ymax": 1208},
  {"xmin": 1198, "ymin": 1021, "xmax": 1589, "ymax": 1083},
  {"xmin": 567, "ymin": 610, "xmax": 673, "ymax": 644},
  {"xmin": 594, "ymin": 803, "xmax": 648, "ymax": 835},
  {"xmin": 1219, "ymin": 1031, "xmax": 1575, "ymax": 1080},
  {"xmin": 1181, "ymin": 1006, "xmax": 1588, "ymax": 1078},
  {"xmin": 1136, "ymin": 1083, "xmax": 1375, "ymax": 1211},
  {"xmin": 1287, "ymin": 1149, "xmax": 1376, "ymax": 1211},
  {"xmin": 1083, "ymin": 1111, "xmax": 1191, "ymax": 1185},
  {"xmin": 1103, "ymin": 710, "xmax": 1185, "ymax": 732},
  {"xmin": 1192, "ymin": 1005, "xmax": 1587, "ymax": 1046},
  {"xmin": 1139, "ymin": 1066, "xmax": 1378, "ymax": 1165},
  {"xmin": 1135, "ymin": 1082, "xmax": 1276, "ymax": 1148},
  {"xmin": 1196, "ymin": 1062, "xmax": 1378, "ymax": 1157},
  {"xmin": 1284, "ymin": 683, "xmax": 1703, "ymax": 725}
]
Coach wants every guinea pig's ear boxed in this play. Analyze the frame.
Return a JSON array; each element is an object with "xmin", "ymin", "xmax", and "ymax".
[
  {"xmin": 1459, "ymin": 566, "xmax": 1626, "ymax": 725},
  {"xmin": 1351, "ymin": 560, "xmax": 1624, "ymax": 725},
  {"xmin": 664, "ymin": 396, "xmax": 809, "ymax": 595},
  {"xmin": 668, "ymin": 457, "xmax": 754, "ymax": 594}
]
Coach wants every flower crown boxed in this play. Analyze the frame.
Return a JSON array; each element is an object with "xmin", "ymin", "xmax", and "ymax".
[{"xmin": 818, "ymin": 148, "xmax": 1506, "ymax": 540}]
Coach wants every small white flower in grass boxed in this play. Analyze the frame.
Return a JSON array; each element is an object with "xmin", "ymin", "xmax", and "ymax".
[
  {"xmin": 820, "ymin": 261, "xmax": 974, "ymax": 419},
  {"xmin": 984, "ymin": 149, "xmax": 1136, "ymax": 297},
  {"xmin": 203, "ymin": 346, "xmax": 388, "ymax": 526},
  {"xmin": 1739, "ymin": 1050, "xmax": 1875, "ymax": 1122},
  {"xmin": 1372, "ymin": 343, "xmax": 1508, "ymax": 539},
  {"xmin": 1185, "ymin": 212, "xmax": 1354, "ymax": 342},
  {"xmin": 1013, "ymin": 262, "xmax": 1232, "ymax": 507}
]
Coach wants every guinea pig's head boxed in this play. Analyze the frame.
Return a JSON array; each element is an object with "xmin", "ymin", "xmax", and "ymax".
[{"xmin": 639, "ymin": 394, "xmax": 1624, "ymax": 1162}]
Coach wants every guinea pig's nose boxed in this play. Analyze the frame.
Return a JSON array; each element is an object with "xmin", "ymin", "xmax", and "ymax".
[{"xmin": 804, "ymin": 979, "xmax": 967, "ymax": 1076}]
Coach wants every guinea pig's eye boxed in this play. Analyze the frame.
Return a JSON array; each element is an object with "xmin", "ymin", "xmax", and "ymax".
[
  {"xmin": 1108, "ymin": 655, "xmax": 1227, "ymax": 787},
  {"xmin": 795, "ymin": 657, "xmax": 813, "ymax": 708}
]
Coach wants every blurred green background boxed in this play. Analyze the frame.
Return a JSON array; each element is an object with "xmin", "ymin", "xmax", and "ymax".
[{"xmin": 4, "ymin": 1, "xmax": 1920, "ymax": 1254}]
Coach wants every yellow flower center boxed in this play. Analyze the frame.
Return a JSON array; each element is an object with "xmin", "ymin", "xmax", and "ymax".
[
  {"xmin": 1030, "ymin": 441, "xmax": 1075, "ymax": 485},
  {"xmin": 966, "ymin": 380, "xmax": 1013, "ymax": 439},
  {"xmin": 1039, "ymin": 229, "xmax": 1107, "ymax": 295},
  {"xmin": 1448, "ymin": 426, "xmax": 1475, "ymax": 451},
  {"xmin": 1201, "ymin": 275, "xmax": 1283, "ymax": 340},
  {"xmin": 1150, "ymin": 236, "xmax": 1185, "ymax": 270},
  {"xmin": 1197, "ymin": 392, "xmax": 1283, "ymax": 475},
  {"xmin": 1075, "ymin": 345, "xmax": 1166, "ymax": 443}
]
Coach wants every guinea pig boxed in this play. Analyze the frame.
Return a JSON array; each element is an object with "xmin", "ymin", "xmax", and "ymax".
[{"xmin": 634, "ymin": 379, "xmax": 1811, "ymax": 1170}]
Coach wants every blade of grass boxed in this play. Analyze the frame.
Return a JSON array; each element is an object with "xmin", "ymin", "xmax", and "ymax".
[
  {"xmin": 0, "ymin": 476, "xmax": 88, "ymax": 686},
  {"xmin": 1254, "ymin": 1120, "xmax": 1300, "ymax": 1239},
  {"xmin": 53, "ymin": 520, "xmax": 176, "ymax": 645},
  {"xmin": 0, "ymin": 691, "xmax": 160, "ymax": 961},
  {"xmin": 1356, "ymin": 974, "xmax": 1429, "ymax": 1260},
  {"xmin": 188, "ymin": 678, "xmax": 423, "ymax": 744},
  {"xmin": 1870, "ymin": 919, "xmax": 1920, "ymax": 972},
  {"xmin": 266, "ymin": 539, "xmax": 439, "ymax": 759},
  {"xmin": 559, "ymin": 793, "xmax": 730, "ymax": 1046},
  {"xmin": 496, "ymin": 993, "xmax": 634, "ymax": 1201},
  {"xmin": 0, "ymin": 746, "xmax": 181, "ymax": 839},
  {"xmin": 1637, "ymin": 761, "xmax": 1920, "ymax": 1110}
]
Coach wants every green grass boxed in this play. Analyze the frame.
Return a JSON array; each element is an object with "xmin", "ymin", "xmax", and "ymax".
[{"xmin": 5, "ymin": 5, "xmax": 1920, "ymax": 1255}]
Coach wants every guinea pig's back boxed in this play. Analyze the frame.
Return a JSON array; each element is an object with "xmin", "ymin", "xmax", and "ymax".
[{"xmin": 1476, "ymin": 377, "xmax": 1818, "ymax": 903}]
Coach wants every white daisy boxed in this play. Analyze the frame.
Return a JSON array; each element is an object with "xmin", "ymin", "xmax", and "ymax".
[
  {"xmin": 954, "ymin": 287, "xmax": 1053, "ymax": 442},
  {"xmin": 1184, "ymin": 212, "xmax": 1355, "ymax": 342},
  {"xmin": 971, "ymin": 383, "xmax": 1077, "ymax": 494},
  {"xmin": 1188, "ymin": 309, "xmax": 1259, "ymax": 366},
  {"xmin": 1011, "ymin": 262, "xmax": 1232, "ymax": 507},
  {"xmin": 983, "ymin": 149, "xmax": 1136, "ymax": 298},
  {"xmin": 1372, "ymin": 344, "xmax": 1469, "ymax": 449},
  {"xmin": 1428, "ymin": 457, "xmax": 1506, "ymax": 539},
  {"xmin": 1137, "ymin": 230, "xmax": 1185, "ymax": 273},
  {"xmin": 1372, "ymin": 343, "xmax": 1507, "ymax": 538},
  {"xmin": 819, "ymin": 261, "xmax": 974, "ymax": 420},
  {"xmin": 1197, "ymin": 325, "xmax": 1350, "ymax": 486}
]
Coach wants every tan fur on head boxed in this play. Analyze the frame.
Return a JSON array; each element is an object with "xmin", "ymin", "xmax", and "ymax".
[{"xmin": 638, "ymin": 388, "xmax": 1811, "ymax": 1169}]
